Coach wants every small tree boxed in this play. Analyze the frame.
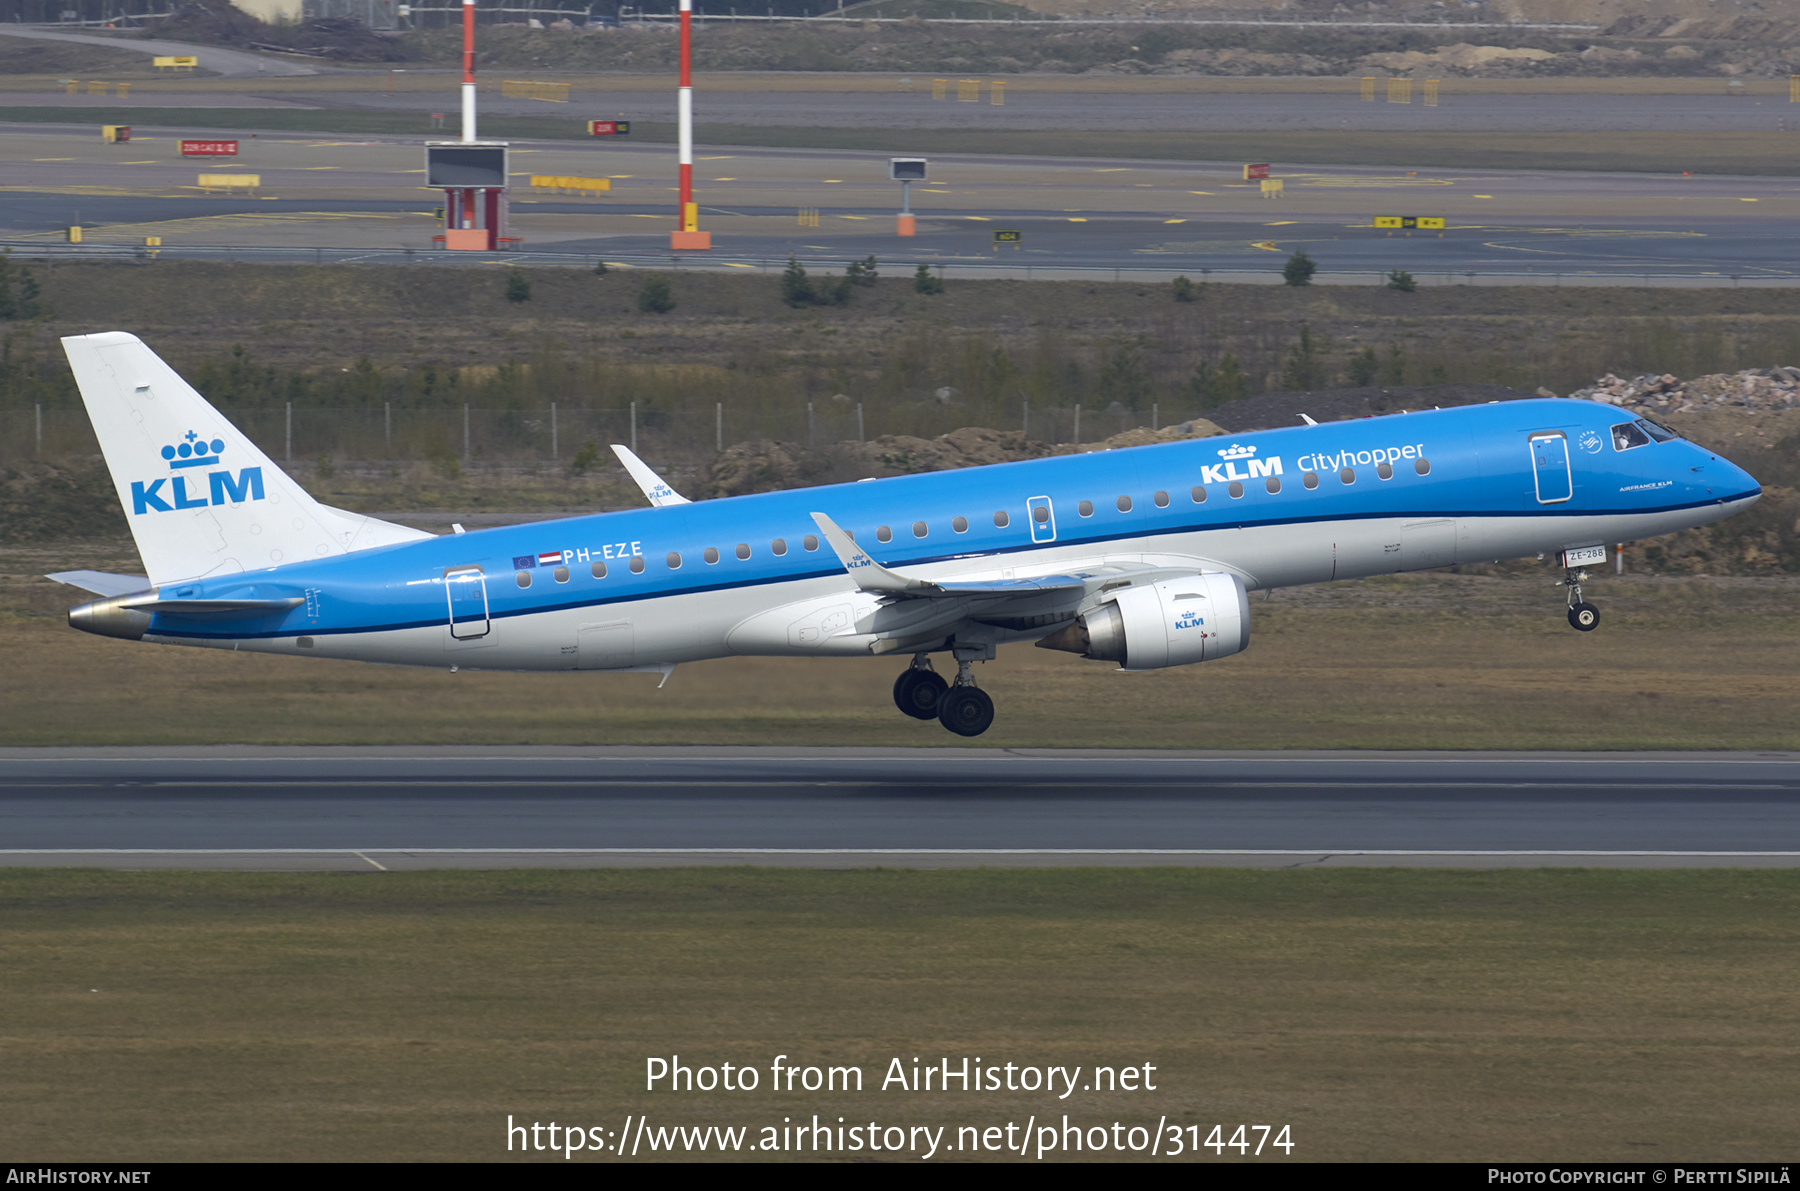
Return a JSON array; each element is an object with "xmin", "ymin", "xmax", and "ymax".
[
  {"xmin": 780, "ymin": 256, "xmax": 815, "ymax": 307},
  {"xmin": 1386, "ymin": 268, "xmax": 1416, "ymax": 292},
  {"xmin": 1097, "ymin": 340, "xmax": 1154, "ymax": 409},
  {"xmin": 505, "ymin": 269, "xmax": 532, "ymax": 303},
  {"xmin": 593, "ymin": 260, "xmax": 609, "ymax": 277},
  {"xmin": 568, "ymin": 441, "xmax": 602, "ymax": 475},
  {"xmin": 1171, "ymin": 275, "xmax": 1199, "ymax": 302},
  {"xmin": 1282, "ymin": 250, "xmax": 1316, "ymax": 287},
  {"xmin": 1213, "ymin": 354, "xmax": 1248, "ymax": 405},
  {"xmin": 845, "ymin": 255, "xmax": 879, "ymax": 287},
  {"xmin": 1280, "ymin": 323, "xmax": 1327, "ymax": 390},
  {"xmin": 637, "ymin": 274, "xmax": 675, "ymax": 314},
  {"xmin": 913, "ymin": 263, "xmax": 944, "ymax": 295},
  {"xmin": 1347, "ymin": 345, "xmax": 1379, "ymax": 386},
  {"xmin": 1382, "ymin": 343, "xmax": 1407, "ymax": 385}
]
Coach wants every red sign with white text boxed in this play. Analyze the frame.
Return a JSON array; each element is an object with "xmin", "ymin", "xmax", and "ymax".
[
  {"xmin": 587, "ymin": 121, "xmax": 631, "ymax": 136},
  {"xmin": 180, "ymin": 140, "xmax": 239, "ymax": 157},
  {"xmin": 1244, "ymin": 163, "xmax": 1271, "ymax": 180}
]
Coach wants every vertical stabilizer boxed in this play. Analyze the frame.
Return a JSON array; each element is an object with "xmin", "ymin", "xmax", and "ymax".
[{"xmin": 62, "ymin": 332, "xmax": 431, "ymax": 586}]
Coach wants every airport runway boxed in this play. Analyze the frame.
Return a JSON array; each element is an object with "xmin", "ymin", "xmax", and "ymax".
[{"xmin": 2, "ymin": 748, "xmax": 1798, "ymax": 870}]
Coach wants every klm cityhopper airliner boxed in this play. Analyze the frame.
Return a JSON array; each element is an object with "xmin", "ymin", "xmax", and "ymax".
[{"xmin": 51, "ymin": 332, "xmax": 1762, "ymax": 737}]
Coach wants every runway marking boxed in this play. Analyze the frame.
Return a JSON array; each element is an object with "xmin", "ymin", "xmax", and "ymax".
[
  {"xmin": 1188, "ymin": 191, "xmax": 1213, "ymax": 195},
  {"xmin": 351, "ymin": 850, "xmax": 388, "ymax": 871},
  {"xmin": 1265, "ymin": 220, "xmax": 1297, "ymax": 226},
  {"xmin": 1068, "ymin": 217, "xmax": 1088, "ymax": 222},
  {"xmin": 966, "ymin": 215, "xmax": 991, "ymax": 220},
  {"xmin": 711, "ymin": 177, "xmax": 736, "ymax": 181},
  {"xmin": 1473, "ymin": 194, "xmax": 1494, "ymax": 198},
  {"xmin": 1164, "ymin": 219, "xmax": 1186, "ymax": 223},
  {"xmin": 822, "ymin": 179, "xmax": 843, "ymax": 183},
  {"xmin": 31, "ymin": 157, "xmax": 74, "ymax": 161},
  {"xmin": 1741, "ymin": 197, "xmax": 1760, "ymax": 202},
  {"xmin": 698, "ymin": 156, "xmax": 736, "ymax": 160},
  {"xmin": 840, "ymin": 214, "xmax": 869, "ymax": 220},
  {"xmin": 1251, "ymin": 240, "xmax": 1279, "ymax": 251},
  {"xmin": 300, "ymin": 166, "xmax": 340, "ymax": 170},
  {"xmin": 723, "ymin": 262, "xmax": 754, "ymax": 267},
  {"xmin": 29, "ymin": 779, "xmax": 1792, "ymax": 791},
  {"xmin": 1094, "ymin": 168, "xmax": 1132, "ymax": 173}
]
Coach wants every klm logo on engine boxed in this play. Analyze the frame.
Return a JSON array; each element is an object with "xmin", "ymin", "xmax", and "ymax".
[
  {"xmin": 1173, "ymin": 610, "xmax": 1206, "ymax": 631},
  {"xmin": 130, "ymin": 430, "xmax": 264, "ymax": 515}
]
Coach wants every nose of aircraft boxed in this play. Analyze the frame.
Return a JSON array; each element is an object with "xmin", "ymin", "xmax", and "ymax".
[{"xmin": 1695, "ymin": 442, "xmax": 1762, "ymax": 504}]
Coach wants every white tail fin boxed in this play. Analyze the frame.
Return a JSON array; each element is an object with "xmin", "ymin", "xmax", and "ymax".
[{"xmin": 62, "ymin": 332, "xmax": 432, "ymax": 587}]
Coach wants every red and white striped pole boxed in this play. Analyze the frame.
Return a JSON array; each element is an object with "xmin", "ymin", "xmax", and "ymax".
[
  {"xmin": 460, "ymin": 0, "xmax": 476, "ymax": 143},
  {"xmin": 671, "ymin": 0, "xmax": 710, "ymax": 249}
]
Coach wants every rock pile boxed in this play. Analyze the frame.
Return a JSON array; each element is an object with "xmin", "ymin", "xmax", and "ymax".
[{"xmin": 1571, "ymin": 369, "xmax": 1800, "ymax": 412}]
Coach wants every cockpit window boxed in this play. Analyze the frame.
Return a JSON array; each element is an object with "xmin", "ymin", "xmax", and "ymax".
[
  {"xmin": 1611, "ymin": 422, "xmax": 1652, "ymax": 451},
  {"xmin": 1636, "ymin": 417, "xmax": 1680, "ymax": 444}
]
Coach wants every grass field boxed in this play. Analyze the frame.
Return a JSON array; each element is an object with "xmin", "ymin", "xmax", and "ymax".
[
  {"xmin": 2, "ymin": 866, "xmax": 1796, "ymax": 1162},
  {"xmin": 6, "ymin": 105, "xmax": 1798, "ymax": 174},
  {"xmin": 6, "ymin": 538, "xmax": 1798, "ymax": 749}
]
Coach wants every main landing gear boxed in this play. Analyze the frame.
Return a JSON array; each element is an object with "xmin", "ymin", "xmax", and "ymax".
[
  {"xmin": 1562, "ymin": 566, "xmax": 1600, "ymax": 632},
  {"xmin": 891, "ymin": 650, "xmax": 995, "ymax": 737}
]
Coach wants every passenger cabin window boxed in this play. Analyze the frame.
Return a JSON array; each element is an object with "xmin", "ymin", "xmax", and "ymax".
[
  {"xmin": 1228, "ymin": 481, "xmax": 1244, "ymax": 499},
  {"xmin": 994, "ymin": 510, "xmax": 1010, "ymax": 528},
  {"xmin": 803, "ymin": 534, "xmax": 820, "ymax": 552},
  {"xmin": 876, "ymin": 526, "xmax": 892, "ymax": 543},
  {"xmin": 1265, "ymin": 476, "xmax": 1281, "ymax": 494},
  {"xmin": 1154, "ymin": 491, "xmax": 1170, "ymax": 508},
  {"xmin": 1116, "ymin": 495, "xmax": 1133, "ymax": 512},
  {"xmin": 1032, "ymin": 505, "xmax": 1050, "ymax": 524},
  {"xmin": 666, "ymin": 552, "xmax": 682, "ymax": 569},
  {"xmin": 1190, "ymin": 486, "xmax": 1207, "ymax": 504},
  {"xmin": 1612, "ymin": 422, "xmax": 1653, "ymax": 451},
  {"xmin": 952, "ymin": 516, "xmax": 969, "ymax": 533},
  {"xmin": 554, "ymin": 566, "xmax": 570, "ymax": 583},
  {"xmin": 1302, "ymin": 471, "xmax": 1319, "ymax": 490},
  {"xmin": 1414, "ymin": 457, "xmax": 1431, "ymax": 475},
  {"xmin": 772, "ymin": 538, "xmax": 788, "ymax": 556},
  {"xmin": 591, "ymin": 560, "xmax": 608, "ymax": 578},
  {"xmin": 629, "ymin": 556, "xmax": 645, "ymax": 573},
  {"xmin": 704, "ymin": 547, "xmax": 720, "ymax": 564},
  {"xmin": 1339, "ymin": 467, "xmax": 1357, "ymax": 485},
  {"xmin": 736, "ymin": 543, "xmax": 751, "ymax": 560},
  {"xmin": 1376, "ymin": 462, "xmax": 1393, "ymax": 480},
  {"xmin": 1078, "ymin": 500, "xmax": 1094, "ymax": 517},
  {"xmin": 516, "ymin": 571, "xmax": 531, "ymax": 588},
  {"xmin": 912, "ymin": 521, "xmax": 928, "ymax": 538}
]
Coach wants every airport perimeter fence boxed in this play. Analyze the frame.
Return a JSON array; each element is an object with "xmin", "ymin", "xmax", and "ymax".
[{"xmin": 1, "ymin": 400, "xmax": 1187, "ymax": 470}]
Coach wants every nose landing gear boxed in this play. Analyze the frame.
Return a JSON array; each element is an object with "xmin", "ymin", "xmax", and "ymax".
[{"xmin": 1562, "ymin": 566, "xmax": 1600, "ymax": 632}]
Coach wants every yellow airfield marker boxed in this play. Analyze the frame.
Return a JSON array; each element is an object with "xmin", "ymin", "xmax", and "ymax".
[
  {"xmin": 1068, "ymin": 217, "xmax": 1088, "ymax": 222},
  {"xmin": 1164, "ymin": 218, "xmax": 1186, "ymax": 224}
]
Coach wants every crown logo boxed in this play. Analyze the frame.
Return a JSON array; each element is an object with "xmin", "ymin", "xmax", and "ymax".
[
  {"xmin": 161, "ymin": 430, "xmax": 225, "ymax": 471},
  {"xmin": 1217, "ymin": 443, "xmax": 1257, "ymax": 461}
]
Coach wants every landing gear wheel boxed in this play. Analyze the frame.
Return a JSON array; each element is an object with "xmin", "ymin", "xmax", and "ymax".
[
  {"xmin": 893, "ymin": 669, "xmax": 948, "ymax": 720},
  {"xmin": 936, "ymin": 685, "xmax": 996, "ymax": 738},
  {"xmin": 1568, "ymin": 602, "xmax": 1600, "ymax": 632}
]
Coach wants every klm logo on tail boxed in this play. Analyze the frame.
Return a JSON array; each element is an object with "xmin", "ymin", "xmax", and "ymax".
[{"xmin": 130, "ymin": 430, "xmax": 264, "ymax": 515}]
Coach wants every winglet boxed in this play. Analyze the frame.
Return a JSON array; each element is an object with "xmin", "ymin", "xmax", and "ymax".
[
  {"xmin": 809, "ymin": 512, "xmax": 941, "ymax": 595},
  {"xmin": 1299, "ymin": 414, "xmax": 1319, "ymax": 427},
  {"xmin": 611, "ymin": 444, "xmax": 690, "ymax": 507}
]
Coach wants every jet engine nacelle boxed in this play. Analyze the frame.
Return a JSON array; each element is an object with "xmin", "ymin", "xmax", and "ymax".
[{"xmin": 1037, "ymin": 573, "xmax": 1250, "ymax": 670}]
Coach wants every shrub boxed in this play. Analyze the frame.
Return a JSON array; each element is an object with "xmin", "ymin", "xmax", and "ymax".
[
  {"xmin": 505, "ymin": 269, "xmax": 531, "ymax": 303},
  {"xmin": 568, "ymin": 441, "xmax": 602, "ymax": 475},
  {"xmin": 593, "ymin": 260, "xmax": 609, "ymax": 277},
  {"xmin": 1171, "ymin": 275, "xmax": 1199, "ymax": 302},
  {"xmin": 637, "ymin": 275, "xmax": 675, "ymax": 314},
  {"xmin": 780, "ymin": 256, "xmax": 814, "ymax": 307},
  {"xmin": 1347, "ymin": 345, "xmax": 1379, "ymax": 386},
  {"xmin": 1282, "ymin": 250, "xmax": 1316, "ymax": 287},
  {"xmin": 914, "ymin": 263, "xmax": 944, "ymax": 295},
  {"xmin": 1280, "ymin": 323, "xmax": 1327, "ymax": 390},
  {"xmin": 846, "ymin": 255, "xmax": 879, "ymax": 287},
  {"xmin": 1387, "ymin": 268, "xmax": 1417, "ymax": 292}
]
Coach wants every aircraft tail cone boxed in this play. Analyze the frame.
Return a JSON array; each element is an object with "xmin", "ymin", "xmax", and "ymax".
[{"xmin": 68, "ymin": 594, "xmax": 152, "ymax": 641}]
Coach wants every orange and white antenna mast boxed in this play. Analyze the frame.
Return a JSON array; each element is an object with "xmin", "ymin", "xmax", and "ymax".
[
  {"xmin": 671, "ymin": 0, "xmax": 711, "ymax": 249},
  {"xmin": 460, "ymin": 0, "xmax": 477, "ymax": 142}
]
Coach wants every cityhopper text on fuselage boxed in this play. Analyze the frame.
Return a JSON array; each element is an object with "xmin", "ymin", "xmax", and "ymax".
[{"xmin": 50, "ymin": 333, "xmax": 1762, "ymax": 737}]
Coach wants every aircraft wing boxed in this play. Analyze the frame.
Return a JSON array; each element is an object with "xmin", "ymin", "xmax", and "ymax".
[
  {"xmin": 46, "ymin": 570, "xmax": 152, "ymax": 597},
  {"xmin": 612, "ymin": 445, "xmax": 690, "ymax": 507},
  {"xmin": 809, "ymin": 512, "xmax": 1085, "ymax": 599}
]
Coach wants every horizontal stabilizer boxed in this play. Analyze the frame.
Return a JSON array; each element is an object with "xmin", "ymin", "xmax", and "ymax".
[
  {"xmin": 120, "ymin": 592, "xmax": 305, "ymax": 619},
  {"xmin": 46, "ymin": 570, "xmax": 151, "ymax": 597},
  {"xmin": 809, "ymin": 512, "xmax": 1086, "ymax": 599},
  {"xmin": 612, "ymin": 444, "xmax": 690, "ymax": 507}
]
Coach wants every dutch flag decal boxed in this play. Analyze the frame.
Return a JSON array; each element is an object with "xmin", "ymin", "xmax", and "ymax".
[{"xmin": 538, "ymin": 551, "xmax": 563, "ymax": 567}]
